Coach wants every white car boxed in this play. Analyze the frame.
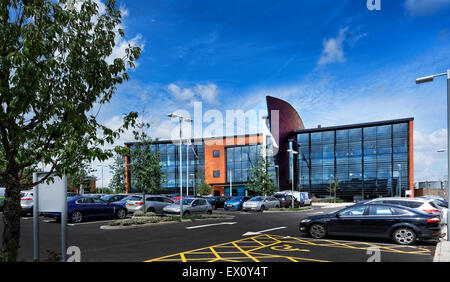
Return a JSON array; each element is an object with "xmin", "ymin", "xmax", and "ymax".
[
  {"xmin": 20, "ymin": 190, "xmax": 34, "ymax": 215},
  {"xmin": 242, "ymin": 196, "xmax": 280, "ymax": 212},
  {"xmin": 276, "ymin": 191, "xmax": 312, "ymax": 206},
  {"xmin": 363, "ymin": 197, "xmax": 446, "ymax": 224}
]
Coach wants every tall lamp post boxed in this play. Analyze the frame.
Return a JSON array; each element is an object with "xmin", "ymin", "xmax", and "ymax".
[
  {"xmin": 275, "ymin": 165, "xmax": 280, "ymax": 192},
  {"xmin": 437, "ymin": 149, "xmax": 447, "ymax": 189},
  {"xmin": 416, "ymin": 69, "xmax": 450, "ymax": 241},
  {"xmin": 287, "ymin": 148, "xmax": 298, "ymax": 208},
  {"xmin": 168, "ymin": 113, "xmax": 192, "ymax": 219},
  {"xmin": 184, "ymin": 120, "xmax": 193, "ymax": 196}
]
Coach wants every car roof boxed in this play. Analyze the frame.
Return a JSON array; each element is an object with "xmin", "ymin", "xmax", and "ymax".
[
  {"xmin": 369, "ymin": 197, "xmax": 429, "ymax": 202},
  {"xmin": 351, "ymin": 203, "xmax": 425, "ymax": 214}
]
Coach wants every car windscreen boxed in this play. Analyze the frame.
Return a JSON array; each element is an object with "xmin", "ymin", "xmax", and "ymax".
[
  {"xmin": 429, "ymin": 201, "xmax": 442, "ymax": 209},
  {"xmin": 174, "ymin": 198, "xmax": 194, "ymax": 205},
  {"xmin": 249, "ymin": 197, "xmax": 263, "ymax": 202},
  {"xmin": 229, "ymin": 197, "xmax": 243, "ymax": 201},
  {"xmin": 433, "ymin": 200, "xmax": 448, "ymax": 208}
]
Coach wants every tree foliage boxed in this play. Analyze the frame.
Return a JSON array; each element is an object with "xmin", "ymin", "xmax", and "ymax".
[
  {"xmin": 0, "ymin": 0, "xmax": 140, "ymax": 261},
  {"xmin": 196, "ymin": 182, "xmax": 212, "ymax": 196},
  {"xmin": 108, "ymin": 153, "xmax": 125, "ymax": 193},
  {"xmin": 128, "ymin": 121, "xmax": 165, "ymax": 205},
  {"xmin": 247, "ymin": 156, "xmax": 276, "ymax": 196}
]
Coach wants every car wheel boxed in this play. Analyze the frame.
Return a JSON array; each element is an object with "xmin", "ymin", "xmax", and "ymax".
[
  {"xmin": 147, "ymin": 207, "xmax": 156, "ymax": 213},
  {"xmin": 206, "ymin": 210, "xmax": 212, "ymax": 215},
  {"xmin": 183, "ymin": 211, "xmax": 190, "ymax": 216},
  {"xmin": 260, "ymin": 205, "xmax": 265, "ymax": 212},
  {"xmin": 116, "ymin": 208, "xmax": 127, "ymax": 219},
  {"xmin": 309, "ymin": 223, "xmax": 327, "ymax": 239},
  {"xmin": 214, "ymin": 205, "xmax": 218, "ymax": 210},
  {"xmin": 275, "ymin": 205, "xmax": 280, "ymax": 208},
  {"xmin": 71, "ymin": 211, "xmax": 83, "ymax": 223},
  {"xmin": 393, "ymin": 228, "xmax": 417, "ymax": 245}
]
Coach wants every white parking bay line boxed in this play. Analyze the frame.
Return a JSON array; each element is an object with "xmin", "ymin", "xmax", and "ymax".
[{"xmin": 186, "ymin": 222, "xmax": 237, "ymax": 230}]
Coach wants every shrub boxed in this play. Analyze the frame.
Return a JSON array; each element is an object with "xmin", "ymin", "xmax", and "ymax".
[{"xmin": 133, "ymin": 211, "xmax": 145, "ymax": 217}]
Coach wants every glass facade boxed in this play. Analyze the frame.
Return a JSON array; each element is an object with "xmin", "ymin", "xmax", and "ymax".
[
  {"xmin": 226, "ymin": 142, "xmax": 276, "ymax": 185},
  {"xmin": 129, "ymin": 142, "xmax": 205, "ymax": 194},
  {"xmin": 297, "ymin": 122, "xmax": 410, "ymax": 201}
]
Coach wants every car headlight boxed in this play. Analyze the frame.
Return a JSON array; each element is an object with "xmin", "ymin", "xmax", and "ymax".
[{"xmin": 301, "ymin": 219, "xmax": 311, "ymax": 223}]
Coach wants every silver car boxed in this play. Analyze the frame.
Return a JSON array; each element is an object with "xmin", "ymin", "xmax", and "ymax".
[
  {"xmin": 163, "ymin": 197, "xmax": 212, "ymax": 216},
  {"xmin": 126, "ymin": 195, "xmax": 174, "ymax": 214},
  {"xmin": 242, "ymin": 196, "xmax": 280, "ymax": 212}
]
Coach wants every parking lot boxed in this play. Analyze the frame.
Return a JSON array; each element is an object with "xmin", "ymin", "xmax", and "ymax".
[{"xmin": 0, "ymin": 204, "xmax": 437, "ymax": 262}]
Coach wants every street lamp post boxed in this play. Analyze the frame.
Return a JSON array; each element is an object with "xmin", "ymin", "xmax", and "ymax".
[
  {"xmin": 275, "ymin": 165, "xmax": 280, "ymax": 192},
  {"xmin": 397, "ymin": 164, "xmax": 402, "ymax": 197},
  {"xmin": 168, "ymin": 113, "xmax": 192, "ymax": 219},
  {"xmin": 287, "ymin": 148, "xmax": 298, "ymax": 208},
  {"xmin": 416, "ymin": 69, "xmax": 450, "ymax": 241}
]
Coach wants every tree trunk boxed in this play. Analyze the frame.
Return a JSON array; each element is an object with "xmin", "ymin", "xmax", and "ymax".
[{"xmin": 2, "ymin": 171, "xmax": 22, "ymax": 262}]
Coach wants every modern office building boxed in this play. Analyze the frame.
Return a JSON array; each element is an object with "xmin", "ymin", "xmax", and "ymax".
[{"xmin": 124, "ymin": 96, "xmax": 414, "ymax": 201}]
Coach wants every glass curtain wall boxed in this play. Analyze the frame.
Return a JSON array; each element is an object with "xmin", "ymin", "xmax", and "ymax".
[
  {"xmin": 296, "ymin": 122, "xmax": 409, "ymax": 200},
  {"xmin": 226, "ymin": 144, "xmax": 276, "ymax": 185},
  {"xmin": 129, "ymin": 142, "xmax": 205, "ymax": 194}
]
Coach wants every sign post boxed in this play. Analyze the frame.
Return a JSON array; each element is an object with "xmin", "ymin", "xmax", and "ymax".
[
  {"xmin": 61, "ymin": 174, "xmax": 68, "ymax": 262},
  {"xmin": 32, "ymin": 173, "xmax": 39, "ymax": 261},
  {"xmin": 34, "ymin": 172, "xmax": 68, "ymax": 262}
]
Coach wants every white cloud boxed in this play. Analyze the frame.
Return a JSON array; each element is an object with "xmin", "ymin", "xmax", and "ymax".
[
  {"xmin": 317, "ymin": 27, "xmax": 348, "ymax": 66},
  {"xmin": 167, "ymin": 83, "xmax": 219, "ymax": 106},
  {"xmin": 405, "ymin": 0, "xmax": 450, "ymax": 16},
  {"xmin": 167, "ymin": 83, "xmax": 195, "ymax": 101},
  {"xmin": 195, "ymin": 83, "xmax": 219, "ymax": 105},
  {"xmin": 414, "ymin": 129, "xmax": 448, "ymax": 181}
]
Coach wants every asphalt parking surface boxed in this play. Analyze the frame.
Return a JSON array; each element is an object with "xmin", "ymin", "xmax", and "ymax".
[{"xmin": 0, "ymin": 207, "xmax": 437, "ymax": 262}]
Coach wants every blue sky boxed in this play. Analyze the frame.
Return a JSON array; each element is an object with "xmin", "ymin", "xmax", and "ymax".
[{"xmin": 93, "ymin": 0, "xmax": 450, "ymax": 185}]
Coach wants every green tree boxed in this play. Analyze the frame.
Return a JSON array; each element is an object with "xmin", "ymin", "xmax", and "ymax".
[
  {"xmin": 247, "ymin": 156, "xmax": 276, "ymax": 196},
  {"xmin": 327, "ymin": 175, "xmax": 339, "ymax": 203},
  {"xmin": 0, "ymin": 0, "xmax": 140, "ymax": 261},
  {"xmin": 109, "ymin": 153, "xmax": 126, "ymax": 193},
  {"xmin": 128, "ymin": 122, "xmax": 165, "ymax": 212},
  {"xmin": 68, "ymin": 158, "xmax": 96, "ymax": 192},
  {"xmin": 196, "ymin": 182, "xmax": 212, "ymax": 196}
]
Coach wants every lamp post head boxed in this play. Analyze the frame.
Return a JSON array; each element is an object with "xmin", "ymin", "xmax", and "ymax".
[{"xmin": 416, "ymin": 75, "xmax": 434, "ymax": 84}]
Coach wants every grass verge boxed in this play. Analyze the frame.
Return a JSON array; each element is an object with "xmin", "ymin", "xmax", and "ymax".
[{"xmin": 108, "ymin": 214, "xmax": 230, "ymax": 227}]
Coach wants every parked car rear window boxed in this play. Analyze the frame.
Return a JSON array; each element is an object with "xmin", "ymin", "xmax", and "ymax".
[
  {"xmin": 404, "ymin": 201, "xmax": 423, "ymax": 208},
  {"xmin": 392, "ymin": 207, "xmax": 410, "ymax": 215}
]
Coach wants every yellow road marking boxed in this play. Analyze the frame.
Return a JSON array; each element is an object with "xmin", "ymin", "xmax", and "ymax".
[{"xmin": 145, "ymin": 233, "xmax": 432, "ymax": 262}]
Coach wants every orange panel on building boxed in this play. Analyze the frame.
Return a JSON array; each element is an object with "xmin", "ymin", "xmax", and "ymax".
[{"xmin": 204, "ymin": 135, "xmax": 262, "ymax": 195}]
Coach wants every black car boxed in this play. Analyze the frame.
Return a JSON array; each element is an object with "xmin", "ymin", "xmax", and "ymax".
[
  {"xmin": 299, "ymin": 203, "xmax": 441, "ymax": 245},
  {"xmin": 273, "ymin": 194, "xmax": 300, "ymax": 208},
  {"xmin": 205, "ymin": 196, "xmax": 230, "ymax": 209}
]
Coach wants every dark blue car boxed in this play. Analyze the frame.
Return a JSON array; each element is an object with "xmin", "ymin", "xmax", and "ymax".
[
  {"xmin": 299, "ymin": 203, "xmax": 441, "ymax": 245},
  {"xmin": 224, "ymin": 196, "xmax": 251, "ymax": 211},
  {"xmin": 43, "ymin": 196, "xmax": 128, "ymax": 223}
]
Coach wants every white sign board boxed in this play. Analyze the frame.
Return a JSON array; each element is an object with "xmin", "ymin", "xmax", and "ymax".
[{"xmin": 37, "ymin": 173, "xmax": 66, "ymax": 213}]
